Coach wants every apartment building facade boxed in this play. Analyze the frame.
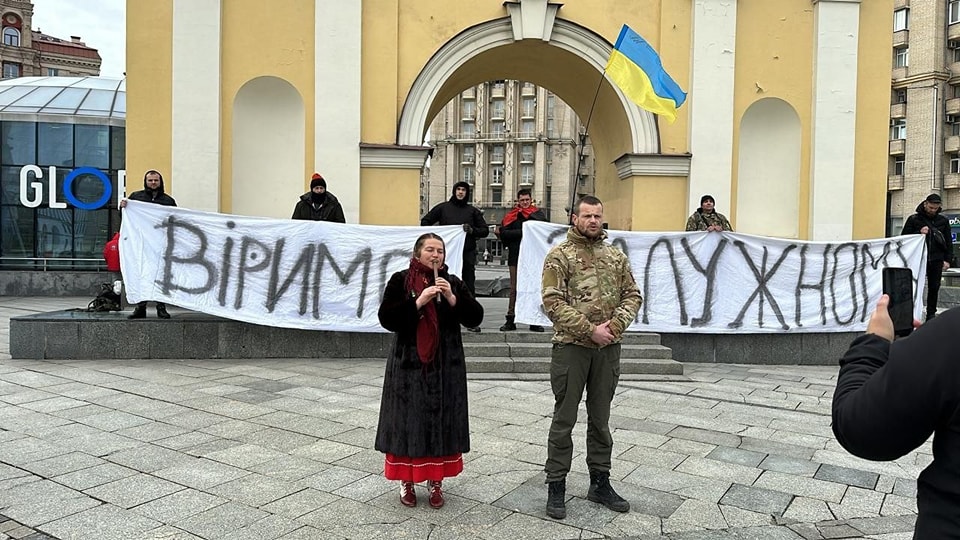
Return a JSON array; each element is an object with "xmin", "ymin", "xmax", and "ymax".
[
  {"xmin": 0, "ymin": 0, "xmax": 101, "ymax": 79},
  {"xmin": 423, "ymin": 80, "xmax": 594, "ymax": 245}
]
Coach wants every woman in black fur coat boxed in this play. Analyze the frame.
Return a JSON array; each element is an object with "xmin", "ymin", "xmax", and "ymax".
[{"xmin": 375, "ymin": 232, "xmax": 484, "ymax": 509}]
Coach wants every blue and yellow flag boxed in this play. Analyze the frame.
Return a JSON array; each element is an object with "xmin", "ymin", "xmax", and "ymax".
[{"xmin": 605, "ymin": 24, "xmax": 687, "ymax": 123}]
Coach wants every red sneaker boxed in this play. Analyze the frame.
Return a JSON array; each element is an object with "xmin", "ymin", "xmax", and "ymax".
[
  {"xmin": 429, "ymin": 480, "xmax": 444, "ymax": 508},
  {"xmin": 400, "ymin": 481, "xmax": 417, "ymax": 507}
]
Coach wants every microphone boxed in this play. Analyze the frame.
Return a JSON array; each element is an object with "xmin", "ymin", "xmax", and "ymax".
[{"xmin": 433, "ymin": 261, "xmax": 441, "ymax": 304}]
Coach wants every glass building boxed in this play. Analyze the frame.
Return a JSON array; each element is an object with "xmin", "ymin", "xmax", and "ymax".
[{"xmin": 0, "ymin": 77, "xmax": 125, "ymax": 269}]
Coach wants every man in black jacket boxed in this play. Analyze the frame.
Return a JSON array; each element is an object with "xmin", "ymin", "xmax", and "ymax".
[
  {"xmin": 901, "ymin": 193, "xmax": 955, "ymax": 320},
  {"xmin": 421, "ymin": 181, "xmax": 488, "ymax": 332},
  {"xmin": 833, "ymin": 296, "xmax": 958, "ymax": 539},
  {"xmin": 291, "ymin": 173, "xmax": 346, "ymax": 223},
  {"xmin": 119, "ymin": 169, "xmax": 177, "ymax": 319},
  {"xmin": 496, "ymin": 188, "xmax": 546, "ymax": 332}
]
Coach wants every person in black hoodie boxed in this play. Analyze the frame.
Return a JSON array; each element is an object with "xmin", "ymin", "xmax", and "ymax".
[
  {"xmin": 292, "ymin": 173, "xmax": 346, "ymax": 223},
  {"xmin": 833, "ymin": 295, "xmax": 959, "ymax": 539},
  {"xmin": 901, "ymin": 193, "xmax": 955, "ymax": 320},
  {"xmin": 119, "ymin": 169, "xmax": 177, "ymax": 319},
  {"xmin": 421, "ymin": 181, "xmax": 488, "ymax": 332}
]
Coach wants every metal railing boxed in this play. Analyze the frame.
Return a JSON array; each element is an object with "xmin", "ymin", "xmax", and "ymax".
[{"xmin": 0, "ymin": 257, "xmax": 109, "ymax": 271}]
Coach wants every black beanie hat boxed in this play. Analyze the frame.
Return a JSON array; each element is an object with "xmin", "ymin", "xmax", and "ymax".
[
  {"xmin": 700, "ymin": 194, "xmax": 715, "ymax": 205},
  {"xmin": 926, "ymin": 193, "xmax": 942, "ymax": 204},
  {"xmin": 310, "ymin": 173, "xmax": 326, "ymax": 190}
]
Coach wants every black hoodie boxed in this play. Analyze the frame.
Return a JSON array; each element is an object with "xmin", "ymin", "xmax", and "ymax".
[
  {"xmin": 128, "ymin": 173, "xmax": 177, "ymax": 207},
  {"xmin": 420, "ymin": 181, "xmax": 488, "ymax": 254},
  {"xmin": 902, "ymin": 201, "xmax": 955, "ymax": 264}
]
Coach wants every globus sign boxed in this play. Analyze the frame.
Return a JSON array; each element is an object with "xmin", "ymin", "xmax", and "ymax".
[{"xmin": 19, "ymin": 165, "xmax": 126, "ymax": 210}]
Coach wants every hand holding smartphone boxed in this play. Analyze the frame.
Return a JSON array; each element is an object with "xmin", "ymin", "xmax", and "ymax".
[{"xmin": 882, "ymin": 267, "xmax": 914, "ymax": 338}]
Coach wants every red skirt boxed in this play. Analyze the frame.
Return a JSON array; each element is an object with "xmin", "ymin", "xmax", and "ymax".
[{"xmin": 383, "ymin": 453, "xmax": 463, "ymax": 482}]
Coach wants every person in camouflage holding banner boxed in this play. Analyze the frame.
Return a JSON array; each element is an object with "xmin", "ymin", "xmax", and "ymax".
[
  {"xmin": 685, "ymin": 194, "xmax": 733, "ymax": 232},
  {"xmin": 540, "ymin": 195, "xmax": 642, "ymax": 520}
]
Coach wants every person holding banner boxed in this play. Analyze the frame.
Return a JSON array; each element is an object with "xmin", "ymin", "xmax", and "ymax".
[
  {"xmin": 496, "ymin": 188, "xmax": 547, "ymax": 332},
  {"xmin": 119, "ymin": 170, "xmax": 176, "ymax": 319},
  {"xmin": 291, "ymin": 173, "xmax": 346, "ymax": 223},
  {"xmin": 420, "ymin": 181, "xmax": 488, "ymax": 332},
  {"xmin": 540, "ymin": 195, "xmax": 642, "ymax": 520},
  {"xmin": 832, "ymin": 295, "xmax": 956, "ymax": 538},
  {"xmin": 901, "ymin": 193, "xmax": 955, "ymax": 321},
  {"xmin": 685, "ymin": 194, "xmax": 733, "ymax": 232},
  {"xmin": 375, "ymin": 232, "xmax": 484, "ymax": 509}
]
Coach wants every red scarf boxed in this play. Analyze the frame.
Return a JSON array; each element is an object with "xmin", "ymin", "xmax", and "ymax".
[
  {"xmin": 502, "ymin": 205, "xmax": 539, "ymax": 227},
  {"xmin": 404, "ymin": 258, "xmax": 441, "ymax": 365}
]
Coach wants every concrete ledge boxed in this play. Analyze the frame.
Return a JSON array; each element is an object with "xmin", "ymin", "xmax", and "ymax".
[
  {"xmin": 660, "ymin": 332, "xmax": 858, "ymax": 366},
  {"xmin": 0, "ymin": 271, "xmax": 115, "ymax": 296}
]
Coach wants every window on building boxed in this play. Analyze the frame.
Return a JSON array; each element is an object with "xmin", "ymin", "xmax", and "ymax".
[
  {"xmin": 461, "ymin": 165, "xmax": 475, "ymax": 184},
  {"xmin": 2, "ymin": 27, "xmax": 19, "ymax": 47},
  {"xmin": 894, "ymin": 47, "xmax": 909, "ymax": 68},
  {"xmin": 46, "ymin": 67, "xmax": 59, "ymax": 76},
  {"xmin": 545, "ymin": 161, "xmax": 552, "ymax": 186},
  {"xmin": 520, "ymin": 119, "xmax": 535, "ymax": 137},
  {"xmin": 893, "ymin": 9, "xmax": 909, "ymax": 31},
  {"xmin": 893, "ymin": 156, "xmax": 905, "ymax": 176},
  {"xmin": 895, "ymin": 89, "xmax": 906, "ymax": 103},
  {"xmin": 521, "ymin": 97, "xmax": 536, "ymax": 118},
  {"xmin": 491, "ymin": 120, "xmax": 505, "ymax": 138},
  {"xmin": 462, "ymin": 120, "xmax": 475, "ymax": 137},
  {"xmin": 490, "ymin": 144, "xmax": 504, "ymax": 163},
  {"xmin": 2, "ymin": 62, "xmax": 19, "ymax": 79},
  {"xmin": 890, "ymin": 118, "xmax": 906, "ymax": 140},
  {"xmin": 491, "ymin": 165, "xmax": 504, "ymax": 185},
  {"xmin": 461, "ymin": 144, "xmax": 475, "ymax": 164},
  {"xmin": 952, "ymin": 156, "xmax": 960, "ymax": 174},
  {"xmin": 461, "ymin": 99, "xmax": 475, "ymax": 120},
  {"xmin": 951, "ymin": 0, "xmax": 960, "ymax": 24},
  {"xmin": 491, "ymin": 187, "xmax": 502, "ymax": 204},
  {"xmin": 953, "ymin": 120, "xmax": 960, "ymax": 136},
  {"xmin": 520, "ymin": 143, "xmax": 534, "ymax": 162},
  {"xmin": 520, "ymin": 164, "xmax": 534, "ymax": 185},
  {"xmin": 490, "ymin": 99, "xmax": 505, "ymax": 119}
]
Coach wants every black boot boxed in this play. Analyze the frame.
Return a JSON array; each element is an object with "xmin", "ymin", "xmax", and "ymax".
[
  {"xmin": 156, "ymin": 303, "xmax": 170, "ymax": 319},
  {"xmin": 500, "ymin": 315, "xmax": 517, "ymax": 331},
  {"xmin": 587, "ymin": 470, "xmax": 629, "ymax": 512},
  {"xmin": 127, "ymin": 302, "xmax": 146, "ymax": 319},
  {"xmin": 529, "ymin": 325, "xmax": 545, "ymax": 332},
  {"xmin": 546, "ymin": 479, "xmax": 566, "ymax": 519}
]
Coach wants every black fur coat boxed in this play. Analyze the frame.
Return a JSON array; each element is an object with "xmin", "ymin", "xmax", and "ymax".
[{"xmin": 374, "ymin": 268, "xmax": 483, "ymax": 458}]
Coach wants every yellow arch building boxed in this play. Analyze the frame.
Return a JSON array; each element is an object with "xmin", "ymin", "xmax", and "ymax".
[{"xmin": 126, "ymin": 0, "xmax": 891, "ymax": 240}]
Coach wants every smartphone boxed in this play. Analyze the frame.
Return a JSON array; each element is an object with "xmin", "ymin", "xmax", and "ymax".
[{"xmin": 882, "ymin": 267, "xmax": 914, "ymax": 337}]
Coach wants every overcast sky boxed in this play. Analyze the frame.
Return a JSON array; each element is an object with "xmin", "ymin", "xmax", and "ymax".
[{"xmin": 32, "ymin": 0, "xmax": 125, "ymax": 78}]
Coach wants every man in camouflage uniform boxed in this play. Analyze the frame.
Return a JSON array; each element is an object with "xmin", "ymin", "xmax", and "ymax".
[
  {"xmin": 685, "ymin": 194, "xmax": 733, "ymax": 232},
  {"xmin": 540, "ymin": 195, "xmax": 642, "ymax": 520}
]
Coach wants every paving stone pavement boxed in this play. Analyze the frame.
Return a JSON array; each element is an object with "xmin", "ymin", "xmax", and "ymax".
[{"xmin": 0, "ymin": 297, "xmax": 923, "ymax": 539}]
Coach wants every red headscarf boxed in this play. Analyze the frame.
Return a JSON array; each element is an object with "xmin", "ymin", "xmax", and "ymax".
[
  {"xmin": 502, "ymin": 204, "xmax": 540, "ymax": 227},
  {"xmin": 404, "ymin": 257, "xmax": 441, "ymax": 365}
]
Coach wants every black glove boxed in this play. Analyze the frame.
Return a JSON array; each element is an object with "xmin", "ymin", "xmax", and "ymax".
[{"xmin": 462, "ymin": 224, "xmax": 472, "ymax": 233}]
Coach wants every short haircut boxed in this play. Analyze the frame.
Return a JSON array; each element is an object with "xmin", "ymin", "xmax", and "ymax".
[
  {"xmin": 413, "ymin": 232, "xmax": 445, "ymax": 257},
  {"xmin": 573, "ymin": 195, "xmax": 603, "ymax": 215},
  {"xmin": 517, "ymin": 188, "xmax": 532, "ymax": 198}
]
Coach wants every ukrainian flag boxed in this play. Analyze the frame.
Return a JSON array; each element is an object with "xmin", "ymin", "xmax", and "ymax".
[{"xmin": 605, "ymin": 24, "xmax": 687, "ymax": 123}]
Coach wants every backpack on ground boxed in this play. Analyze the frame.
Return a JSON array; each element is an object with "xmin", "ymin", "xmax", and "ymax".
[{"xmin": 87, "ymin": 283, "xmax": 122, "ymax": 312}]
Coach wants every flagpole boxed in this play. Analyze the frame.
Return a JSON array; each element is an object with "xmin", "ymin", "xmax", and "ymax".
[{"xmin": 566, "ymin": 68, "xmax": 606, "ymax": 223}]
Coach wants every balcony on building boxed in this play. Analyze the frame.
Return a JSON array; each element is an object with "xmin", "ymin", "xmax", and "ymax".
[
  {"xmin": 889, "ymin": 139, "xmax": 905, "ymax": 155},
  {"xmin": 490, "ymin": 82, "xmax": 505, "ymax": 98},
  {"xmin": 893, "ymin": 30, "xmax": 908, "ymax": 48},
  {"xmin": 888, "ymin": 174, "xmax": 905, "ymax": 191},
  {"xmin": 945, "ymin": 173, "xmax": 960, "ymax": 190},
  {"xmin": 892, "ymin": 66, "xmax": 907, "ymax": 80},
  {"xmin": 948, "ymin": 97, "xmax": 960, "ymax": 116},
  {"xmin": 894, "ymin": 0, "xmax": 908, "ymax": 8},
  {"xmin": 951, "ymin": 22, "xmax": 960, "ymax": 43},
  {"xmin": 890, "ymin": 102, "xmax": 906, "ymax": 118},
  {"xmin": 947, "ymin": 135, "xmax": 960, "ymax": 153},
  {"xmin": 461, "ymin": 88, "xmax": 476, "ymax": 99},
  {"xmin": 520, "ymin": 82, "xmax": 536, "ymax": 96}
]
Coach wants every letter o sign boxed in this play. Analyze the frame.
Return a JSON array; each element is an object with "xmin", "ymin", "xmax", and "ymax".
[{"xmin": 63, "ymin": 167, "xmax": 112, "ymax": 210}]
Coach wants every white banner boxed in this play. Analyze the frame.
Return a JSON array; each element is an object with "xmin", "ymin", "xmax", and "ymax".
[
  {"xmin": 120, "ymin": 201, "xmax": 466, "ymax": 332},
  {"xmin": 516, "ymin": 221, "xmax": 928, "ymax": 333}
]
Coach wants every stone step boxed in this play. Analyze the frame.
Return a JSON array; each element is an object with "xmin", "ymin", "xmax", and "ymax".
[
  {"xmin": 466, "ymin": 356, "xmax": 684, "ymax": 375},
  {"xmin": 462, "ymin": 331, "xmax": 661, "ymax": 345},
  {"xmin": 464, "ymin": 342, "xmax": 673, "ymax": 359}
]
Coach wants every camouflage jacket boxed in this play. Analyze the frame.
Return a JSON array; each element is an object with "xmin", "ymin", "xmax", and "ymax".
[
  {"xmin": 685, "ymin": 209, "xmax": 733, "ymax": 232},
  {"xmin": 541, "ymin": 227, "xmax": 642, "ymax": 348}
]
